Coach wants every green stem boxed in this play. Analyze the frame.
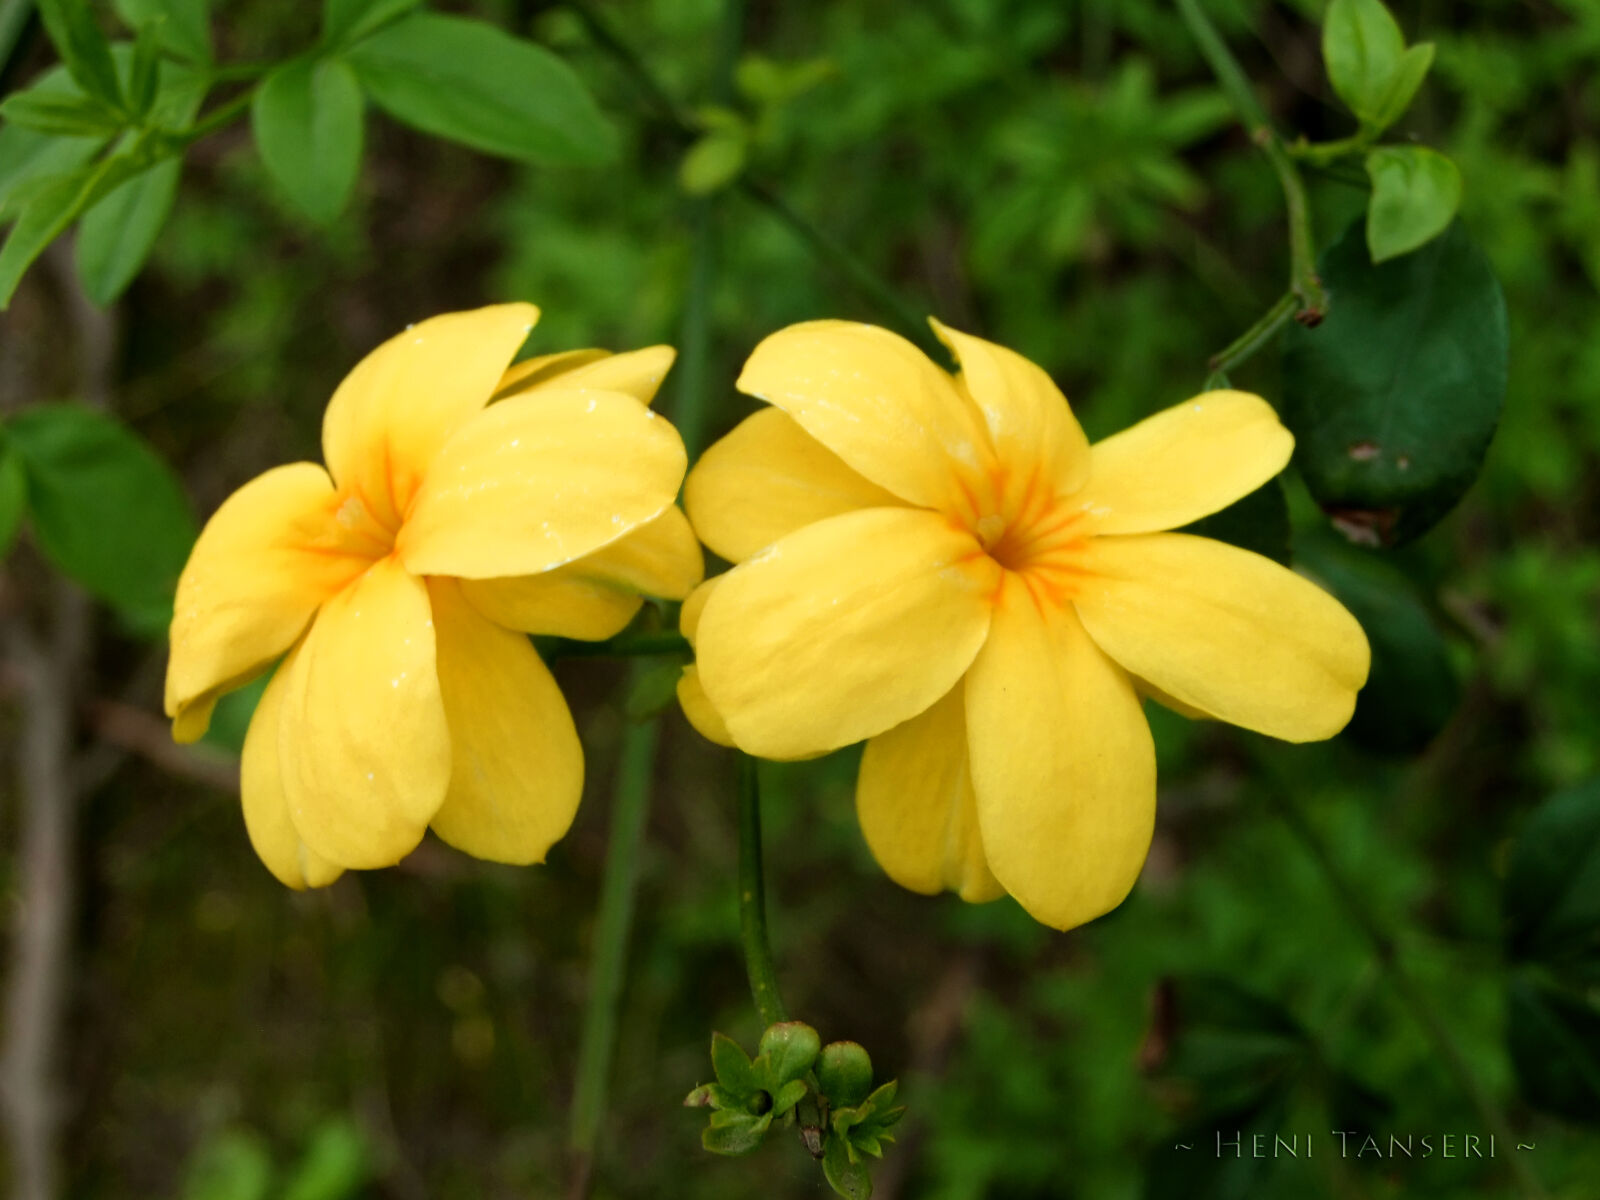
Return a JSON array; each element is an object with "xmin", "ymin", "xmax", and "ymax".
[
  {"xmin": 1204, "ymin": 290, "xmax": 1296, "ymax": 387},
  {"xmin": 1288, "ymin": 131, "xmax": 1378, "ymax": 168},
  {"xmin": 1174, "ymin": 0, "xmax": 1327, "ymax": 324},
  {"xmin": 1262, "ymin": 788, "xmax": 1549, "ymax": 1200},
  {"xmin": 565, "ymin": 0, "xmax": 940, "ymax": 359},
  {"xmin": 176, "ymin": 86, "xmax": 254, "ymax": 143},
  {"xmin": 567, "ymin": 715, "xmax": 660, "ymax": 1200},
  {"xmin": 738, "ymin": 756, "xmax": 787, "ymax": 1027}
]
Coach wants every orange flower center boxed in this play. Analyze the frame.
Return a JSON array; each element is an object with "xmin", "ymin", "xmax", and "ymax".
[
  {"xmin": 329, "ymin": 489, "xmax": 402, "ymax": 565},
  {"xmin": 955, "ymin": 463, "xmax": 1090, "ymax": 607}
]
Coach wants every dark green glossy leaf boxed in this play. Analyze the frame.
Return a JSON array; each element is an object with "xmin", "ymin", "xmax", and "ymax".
[
  {"xmin": 1281, "ymin": 219, "xmax": 1507, "ymax": 546},
  {"xmin": 1507, "ymin": 970, "xmax": 1600, "ymax": 1124},
  {"xmin": 1296, "ymin": 538, "xmax": 1460, "ymax": 753},
  {"xmin": 1365, "ymin": 146, "xmax": 1461, "ymax": 262},
  {"xmin": 75, "ymin": 156, "xmax": 181, "ymax": 304},
  {"xmin": 113, "ymin": 0, "xmax": 212, "ymax": 65},
  {"xmin": 1504, "ymin": 779, "xmax": 1600, "ymax": 971},
  {"xmin": 0, "ymin": 446, "xmax": 26, "ymax": 557},
  {"xmin": 251, "ymin": 56, "xmax": 364, "ymax": 225},
  {"xmin": 37, "ymin": 0, "xmax": 124, "ymax": 109},
  {"xmin": 6, "ymin": 404, "xmax": 196, "ymax": 633},
  {"xmin": 347, "ymin": 13, "xmax": 617, "ymax": 166},
  {"xmin": 321, "ymin": 0, "xmax": 419, "ymax": 48},
  {"xmin": 1179, "ymin": 478, "xmax": 1290, "ymax": 565},
  {"xmin": 1321, "ymin": 0, "xmax": 1404, "ymax": 126}
]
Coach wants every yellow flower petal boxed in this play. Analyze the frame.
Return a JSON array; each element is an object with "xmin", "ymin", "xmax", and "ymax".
[
  {"xmin": 1074, "ymin": 533, "xmax": 1370, "ymax": 742},
  {"xmin": 857, "ymin": 683, "xmax": 1003, "ymax": 903},
  {"xmin": 239, "ymin": 645, "xmax": 343, "ymax": 889},
  {"xmin": 280, "ymin": 557, "xmax": 450, "ymax": 868},
  {"xmin": 322, "ymin": 303, "xmax": 538, "ymax": 529},
  {"xmin": 735, "ymin": 320, "xmax": 993, "ymax": 511},
  {"xmin": 495, "ymin": 345, "xmax": 676, "ymax": 405},
  {"xmin": 930, "ymin": 318, "xmax": 1090, "ymax": 497},
  {"xmin": 679, "ymin": 575, "xmax": 718, "ymax": 644},
  {"xmin": 427, "ymin": 580, "xmax": 583, "ymax": 864},
  {"xmin": 1076, "ymin": 391, "xmax": 1293, "ymax": 535},
  {"xmin": 677, "ymin": 665, "xmax": 734, "ymax": 746},
  {"xmin": 965, "ymin": 577, "xmax": 1155, "ymax": 930},
  {"xmin": 459, "ymin": 506, "xmax": 702, "ymax": 639},
  {"xmin": 166, "ymin": 463, "xmax": 369, "ymax": 742},
  {"xmin": 685, "ymin": 407, "xmax": 904, "ymax": 563},
  {"xmin": 695, "ymin": 508, "xmax": 999, "ymax": 759},
  {"xmin": 399, "ymin": 388, "xmax": 687, "ymax": 580}
]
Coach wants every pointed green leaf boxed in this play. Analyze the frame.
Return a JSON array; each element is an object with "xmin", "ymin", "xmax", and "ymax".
[
  {"xmin": 1365, "ymin": 146, "xmax": 1461, "ymax": 262},
  {"xmin": 113, "ymin": 0, "xmax": 212, "ymax": 64},
  {"xmin": 0, "ymin": 67, "xmax": 112, "ymax": 219},
  {"xmin": 1322, "ymin": 0, "xmax": 1405, "ymax": 125},
  {"xmin": 5, "ymin": 404, "xmax": 196, "ymax": 632},
  {"xmin": 1281, "ymin": 219, "xmax": 1507, "ymax": 545},
  {"xmin": 75, "ymin": 156, "xmax": 181, "ymax": 304},
  {"xmin": 36, "ymin": 0, "xmax": 124, "ymax": 109},
  {"xmin": 709, "ymin": 1032, "xmax": 758, "ymax": 1095},
  {"xmin": 1371, "ymin": 42, "xmax": 1434, "ymax": 129},
  {"xmin": 702, "ymin": 1109, "xmax": 770, "ymax": 1156},
  {"xmin": 822, "ymin": 1135, "xmax": 873, "ymax": 1200},
  {"xmin": 321, "ymin": 0, "xmax": 419, "ymax": 48},
  {"xmin": 0, "ymin": 90, "xmax": 122, "ymax": 138},
  {"xmin": 346, "ymin": 13, "xmax": 617, "ymax": 166},
  {"xmin": 251, "ymin": 56, "xmax": 364, "ymax": 225},
  {"xmin": 770, "ymin": 1078, "xmax": 809, "ymax": 1118}
]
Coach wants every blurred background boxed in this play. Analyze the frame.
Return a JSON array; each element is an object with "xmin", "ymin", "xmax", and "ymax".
[{"xmin": 1, "ymin": 0, "xmax": 1598, "ymax": 1197}]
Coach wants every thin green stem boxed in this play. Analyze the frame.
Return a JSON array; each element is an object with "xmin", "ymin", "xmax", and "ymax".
[
  {"xmin": 175, "ymin": 87, "xmax": 254, "ymax": 143},
  {"xmin": 738, "ymin": 755, "xmax": 787, "ymax": 1026},
  {"xmin": 567, "ymin": 715, "xmax": 660, "ymax": 1200},
  {"xmin": 1262, "ymin": 787, "xmax": 1549, "ymax": 1200},
  {"xmin": 565, "ymin": 0, "xmax": 941, "ymax": 359},
  {"xmin": 1204, "ymin": 289, "xmax": 1296, "ymax": 387},
  {"xmin": 1174, "ymin": 0, "xmax": 1327, "ymax": 324},
  {"xmin": 1288, "ymin": 131, "xmax": 1378, "ymax": 168}
]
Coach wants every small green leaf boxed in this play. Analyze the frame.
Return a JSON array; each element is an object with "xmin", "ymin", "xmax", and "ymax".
[
  {"xmin": 1364, "ymin": 145, "xmax": 1461, "ymax": 262},
  {"xmin": 0, "ymin": 165, "xmax": 101, "ymax": 309},
  {"xmin": 770, "ymin": 1078, "xmax": 809, "ymax": 1119},
  {"xmin": 1507, "ymin": 970, "xmax": 1600, "ymax": 1124},
  {"xmin": 36, "ymin": 0, "xmax": 125, "ymax": 110},
  {"xmin": 822, "ymin": 1135, "xmax": 873, "ymax": 1200},
  {"xmin": 0, "ymin": 446, "xmax": 27, "ymax": 557},
  {"xmin": 347, "ymin": 13, "xmax": 617, "ymax": 166},
  {"xmin": 321, "ymin": 0, "xmax": 419, "ymax": 48},
  {"xmin": 1370, "ymin": 42, "xmax": 1434, "ymax": 129},
  {"xmin": 113, "ymin": 0, "xmax": 212, "ymax": 65},
  {"xmin": 0, "ymin": 90, "xmax": 122, "ymax": 138},
  {"xmin": 702, "ymin": 1109, "xmax": 771, "ymax": 1156},
  {"xmin": 126, "ymin": 20, "xmax": 162, "ymax": 117},
  {"xmin": 679, "ymin": 130, "xmax": 746, "ymax": 196},
  {"xmin": 251, "ymin": 56, "xmax": 364, "ymax": 225},
  {"xmin": 182, "ymin": 1128, "xmax": 274, "ymax": 1200},
  {"xmin": 757, "ymin": 1021, "xmax": 821, "ymax": 1088},
  {"xmin": 817, "ymin": 1041, "xmax": 874, "ymax": 1109},
  {"xmin": 1, "ymin": 70, "xmax": 112, "ymax": 220},
  {"xmin": 6, "ymin": 404, "xmax": 196, "ymax": 632},
  {"xmin": 75, "ymin": 156, "xmax": 181, "ymax": 304},
  {"xmin": 1296, "ymin": 538, "xmax": 1460, "ymax": 754},
  {"xmin": 1322, "ymin": 0, "xmax": 1406, "ymax": 125},
  {"xmin": 1505, "ymin": 780, "xmax": 1600, "ymax": 971},
  {"xmin": 1281, "ymin": 219, "xmax": 1507, "ymax": 545},
  {"xmin": 281, "ymin": 1118, "xmax": 369, "ymax": 1200},
  {"xmin": 709, "ymin": 1032, "xmax": 758, "ymax": 1095}
]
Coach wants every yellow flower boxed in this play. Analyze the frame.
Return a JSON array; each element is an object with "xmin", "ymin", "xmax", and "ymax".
[
  {"xmin": 165, "ymin": 304, "xmax": 701, "ymax": 889},
  {"xmin": 679, "ymin": 319, "xmax": 1370, "ymax": 930}
]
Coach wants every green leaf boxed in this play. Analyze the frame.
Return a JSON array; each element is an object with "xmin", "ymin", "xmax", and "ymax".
[
  {"xmin": 346, "ymin": 13, "xmax": 617, "ymax": 166},
  {"xmin": 679, "ymin": 130, "xmax": 746, "ymax": 196},
  {"xmin": 1505, "ymin": 780, "xmax": 1600, "ymax": 971},
  {"xmin": 1370, "ymin": 42, "xmax": 1434, "ymax": 129},
  {"xmin": 1281, "ymin": 219, "xmax": 1507, "ymax": 546},
  {"xmin": 113, "ymin": 0, "xmax": 212, "ymax": 64},
  {"xmin": 0, "ymin": 165, "xmax": 102, "ymax": 308},
  {"xmin": 0, "ymin": 90, "xmax": 122, "ymax": 138},
  {"xmin": 702, "ymin": 1109, "xmax": 771, "ymax": 1156},
  {"xmin": 37, "ymin": 0, "xmax": 125, "ymax": 110},
  {"xmin": 0, "ymin": 69, "xmax": 111, "ymax": 220},
  {"xmin": 1321, "ymin": 0, "xmax": 1405, "ymax": 126},
  {"xmin": 817, "ymin": 1041, "xmax": 874, "ymax": 1109},
  {"xmin": 281, "ymin": 1118, "xmax": 369, "ymax": 1200},
  {"xmin": 6, "ymin": 404, "xmax": 195, "ymax": 632},
  {"xmin": 1296, "ymin": 538, "xmax": 1460, "ymax": 754},
  {"xmin": 757, "ymin": 1021, "xmax": 821, "ymax": 1088},
  {"xmin": 1507, "ymin": 970, "xmax": 1600, "ymax": 1124},
  {"xmin": 321, "ymin": 0, "xmax": 419, "ymax": 48},
  {"xmin": 182, "ymin": 1128, "xmax": 273, "ymax": 1200},
  {"xmin": 1179, "ymin": 479, "xmax": 1290, "ymax": 566},
  {"xmin": 822, "ymin": 1134, "xmax": 873, "ymax": 1200},
  {"xmin": 251, "ymin": 56, "xmax": 364, "ymax": 225},
  {"xmin": 770, "ymin": 1078, "xmax": 809, "ymax": 1119},
  {"xmin": 0, "ymin": 445, "xmax": 27, "ymax": 557},
  {"xmin": 75, "ymin": 156, "xmax": 181, "ymax": 304},
  {"xmin": 709, "ymin": 1032, "xmax": 758, "ymax": 1095},
  {"xmin": 125, "ymin": 19, "xmax": 162, "ymax": 117},
  {"xmin": 1364, "ymin": 146, "xmax": 1461, "ymax": 263}
]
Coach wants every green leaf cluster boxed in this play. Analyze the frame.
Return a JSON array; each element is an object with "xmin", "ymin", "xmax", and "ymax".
[
  {"xmin": 679, "ymin": 53, "xmax": 835, "ymax": 196},
  {"xmin": 182, "ymin": 1117, "xmax": 370, "ymax": 1200}
]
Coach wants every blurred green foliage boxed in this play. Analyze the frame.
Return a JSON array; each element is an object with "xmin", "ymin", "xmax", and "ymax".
[{"xmin": 1, "ymin": 0, "xmax": 1598, "ymax": 1198}]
